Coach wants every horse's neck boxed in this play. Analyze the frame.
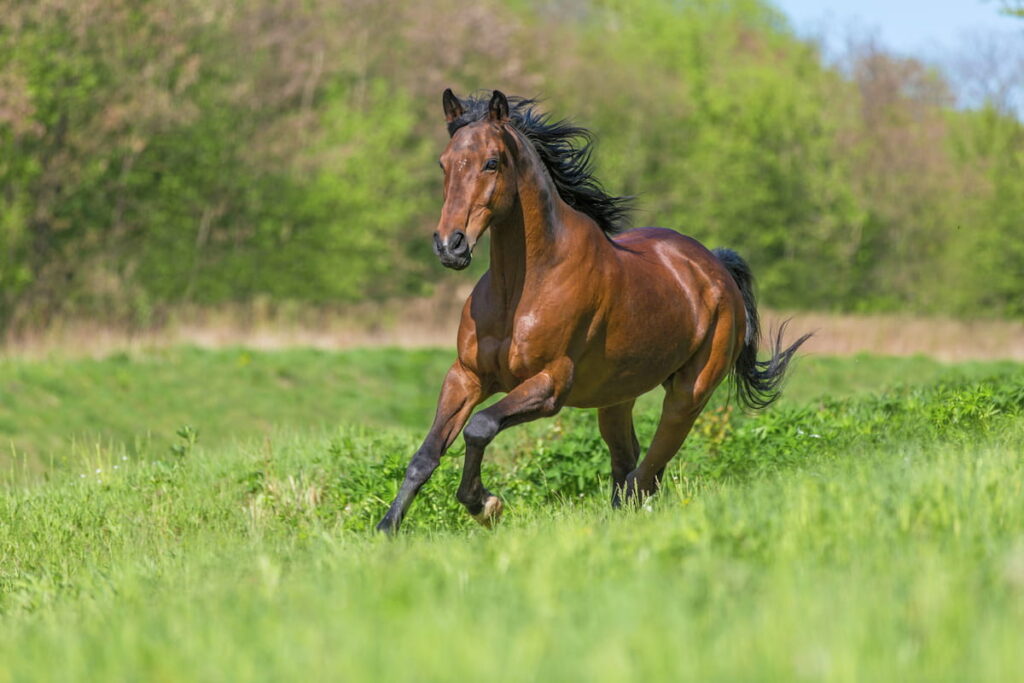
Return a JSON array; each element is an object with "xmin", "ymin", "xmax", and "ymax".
[
  {"xmin": 488, "ymin": 188, "xmax": 551, "ymax": 289},
  {"xmin": 488, "ymin": 143, "xmax": 598, "ymax": 301}
]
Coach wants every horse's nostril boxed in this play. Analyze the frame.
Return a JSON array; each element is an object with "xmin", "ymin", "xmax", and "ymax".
[
  {"xmin": 449, "ymin": 230, "xmax": 467, "ymax": 254},
  {"xmin": 432, "ymin": 232, "xmax": 443, "ymax": 256}
]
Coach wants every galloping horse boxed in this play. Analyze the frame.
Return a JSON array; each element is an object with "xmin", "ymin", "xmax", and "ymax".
[{"xmin": 377, "ymin": 89, "xmax": 809, "ymax": 533}]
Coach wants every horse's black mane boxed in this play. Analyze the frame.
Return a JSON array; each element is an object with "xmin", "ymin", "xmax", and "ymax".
[{"xmin": 447, "ymin": 93, "xmax": 632, "ymax": 235}]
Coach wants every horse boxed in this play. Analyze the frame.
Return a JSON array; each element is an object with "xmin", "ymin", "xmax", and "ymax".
[{"xmin": 376, "ymin": 89, "xmax": 810, "ymax": 534}]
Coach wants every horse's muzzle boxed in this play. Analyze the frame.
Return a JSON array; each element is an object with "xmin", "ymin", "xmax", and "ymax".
[{"xmin": 433, "ymin": 230, "xmax": 472, "ymax": 270}]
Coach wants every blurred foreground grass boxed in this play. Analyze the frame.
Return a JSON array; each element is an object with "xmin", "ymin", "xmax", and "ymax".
[{"xmin": 0, "ymin": 349, "xmax": 1022, "ymax": 680}]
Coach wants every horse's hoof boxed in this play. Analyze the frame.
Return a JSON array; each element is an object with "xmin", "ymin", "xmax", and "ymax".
[
  {"xmin": 621, "ymin": 471, "xmax": 654, "ymax": 508},
  {"xmin": 472, "ymin": 495, "xmax": 504, "ymax": 528},
  {"xmin": 375, "ymin": 516, "xmax": 399, "ymax": 535}
]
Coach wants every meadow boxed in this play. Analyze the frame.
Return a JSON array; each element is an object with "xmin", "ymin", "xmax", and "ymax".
[{"xmin": 1, "ymin": 347, "xmax": 1023, "ymax": 681}]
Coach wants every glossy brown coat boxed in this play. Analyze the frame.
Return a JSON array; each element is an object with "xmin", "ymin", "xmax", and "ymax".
[{"xmin": 377, "ymin": 90, "xmax": 805, "ymax": 533}]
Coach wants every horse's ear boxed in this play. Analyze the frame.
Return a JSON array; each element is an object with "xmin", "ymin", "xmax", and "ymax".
[
  {"xmin": 488, "ymin": 90, "xmax": 509, "ymax": 122},
  {"xmin": 442, "ymin": 88, "xmax": 464, "ymax": 124}
]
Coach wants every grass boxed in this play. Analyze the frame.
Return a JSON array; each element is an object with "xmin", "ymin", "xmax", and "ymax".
[
  {"xmin": 0, "ymin": 349, "xmax": 1023, "ymax": 680},
  {"xmin": 0, "ymin": 346, "xmax": 1019, "ymax": 474},
  {"xmin": 0, "ymin": 347, "xmax": 455, "ymax": 474}
]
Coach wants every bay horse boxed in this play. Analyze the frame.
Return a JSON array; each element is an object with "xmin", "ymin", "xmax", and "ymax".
[{"xmin": 377, "ymin": 89, "xmax": 809, "ymax": 533}]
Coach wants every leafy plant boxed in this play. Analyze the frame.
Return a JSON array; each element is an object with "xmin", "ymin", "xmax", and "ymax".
[{"xmin": 170, "ymin": 425, "xmax": 200, "ymax": 459}]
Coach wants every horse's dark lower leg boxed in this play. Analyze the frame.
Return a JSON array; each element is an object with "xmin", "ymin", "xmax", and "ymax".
[
  {"xmin": 456, "ymin": 367, "xmax": 569, "ymax": 526},
  {"xmin": 624, "ymin": 402, "xmax": 699, "ymax": 503},
  {"xmin": 376, "ymin": 362, "xmax": 484, "ymax": 534},
  {"xmin": 457, "ymin": 413, "xmax": 499, "ymax": 522},
  {"xmin": 598, "ymin": 400, "xmax": 639, "ymax": 507},
  {"xmin": 376, "ymin": 448, "xmax": 442, "ymax": 533}
]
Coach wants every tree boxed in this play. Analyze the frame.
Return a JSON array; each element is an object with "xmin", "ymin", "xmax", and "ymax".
[{"xmin": 1001, "ymin": 1, "xmax": 1024, "ymax": 17}]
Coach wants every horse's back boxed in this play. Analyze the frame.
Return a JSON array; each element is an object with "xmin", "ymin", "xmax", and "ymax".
[
  {"xmin": 608, "ymin": 227, "xmax": 741, "ymax": 315},
  {"xmin": 612, "ymin": 227, "xmax": 726, "ymax": 279},
  {"xmin": 551, "ymin": 226, "xmax": 743, "ymax": 407}
]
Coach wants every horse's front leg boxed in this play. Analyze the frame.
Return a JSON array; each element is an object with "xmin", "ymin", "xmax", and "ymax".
[
  {"xmin": 457, "ymin": 360, "xmax": 573, "ymax": 527},
  {"xmin": 376, "ymin": 361, "xmax": 486, "ymax": 534}
]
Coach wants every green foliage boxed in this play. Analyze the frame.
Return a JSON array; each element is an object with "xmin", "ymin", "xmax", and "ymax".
[
  {"xmin": 492, "ymin": 372, "xmax": 1024, "ymax": 497},
  {"xmin": 1, "ymin": 0, "xmax": 1023, "ymax": 328},
  {"xmin": 563, "ymin": 0, "xmax": 868, "ymax": 308},
  {"xmin": 2, "ymin": 347, "xmax": 1020, "ymax": 478},
  {"xmin": 945, "ymin": 107, "xmax": 1024, "ymax": 315},
  {"xmin": 170, "ymin": 425, "xmax": 200, "ymax": 459},
  {"xmin": 1000, "ymin": 1, "xmax": 1024, "ymax": 17}
]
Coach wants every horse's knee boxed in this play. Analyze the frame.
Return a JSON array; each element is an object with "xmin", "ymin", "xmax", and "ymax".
[{"xmin": 464, "ymin": 412, "xmax": 499, "ymax": 449}]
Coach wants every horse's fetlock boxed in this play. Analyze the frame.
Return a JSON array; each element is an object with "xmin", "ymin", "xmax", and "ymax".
[{"xmin": 457, "ymin": 487, "xmax": 483, "ymax": 512}]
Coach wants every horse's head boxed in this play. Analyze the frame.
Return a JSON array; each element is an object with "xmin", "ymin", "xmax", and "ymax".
[{"xmin": 433, "ymin": 89, "xmax": 519, "ymax": 270}]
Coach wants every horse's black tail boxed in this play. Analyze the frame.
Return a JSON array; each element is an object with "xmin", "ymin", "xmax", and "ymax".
[{"xmin": 712, "ymin": 247, "xmax": 812, "ymax": 410}]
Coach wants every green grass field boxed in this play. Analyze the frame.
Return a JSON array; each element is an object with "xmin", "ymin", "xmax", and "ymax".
[{"xmin": 1, "ymin": 348, "xmax": 1023, "ymax": 681}]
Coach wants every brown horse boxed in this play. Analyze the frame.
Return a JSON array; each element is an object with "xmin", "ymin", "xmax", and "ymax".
[{"xmin": 377, "ymin": 89, "xmax": 809, "ymax": 533}]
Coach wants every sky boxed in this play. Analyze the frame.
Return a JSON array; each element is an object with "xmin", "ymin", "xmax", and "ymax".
[{"xmin": 772, "ymin": 0, "xmax": 1021, "ymax": 58}]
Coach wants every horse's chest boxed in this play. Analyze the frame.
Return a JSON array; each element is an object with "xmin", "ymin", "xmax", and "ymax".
[{"xmin": 480, "ymin": 312, "xmax": 559, "ymax": 390}]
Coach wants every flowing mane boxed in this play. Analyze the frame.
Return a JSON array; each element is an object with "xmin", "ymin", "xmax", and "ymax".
[{"xmin": 446, "ymin": 93, "xmax": 632, "ymax": 235}]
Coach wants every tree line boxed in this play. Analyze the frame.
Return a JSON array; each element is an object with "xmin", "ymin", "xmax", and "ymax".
[{"xmin": 1, "ymin": 0, "xmax": 1022, "ymax": 331}]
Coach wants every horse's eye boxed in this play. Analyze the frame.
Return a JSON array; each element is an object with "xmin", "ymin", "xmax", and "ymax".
[
  {"xmin": 484, "ymin": 158, "xmax": 498, "ymax": 171},
  {"xmin": 438, "ymin": 160, "xmax": 444, "ymax": 171}
]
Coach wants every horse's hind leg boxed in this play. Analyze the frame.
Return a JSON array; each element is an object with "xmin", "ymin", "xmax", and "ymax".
[
  {"xmin": 623, "ymin": 377, "xmax": 701, "ymax": 502},
  {"xmin": 625, "ymin": 335, "xmax": 734, "ymax": 502},
  {"xmin": 598, "ymin": 400, "xmax": 639, "ymax": 507}
]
